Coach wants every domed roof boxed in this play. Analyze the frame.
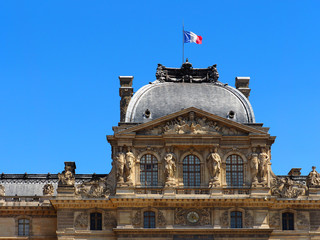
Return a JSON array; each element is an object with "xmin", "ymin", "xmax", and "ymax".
[{"xmin": 125, "ymin": 62, "xmax": 255, "ymax": 124}]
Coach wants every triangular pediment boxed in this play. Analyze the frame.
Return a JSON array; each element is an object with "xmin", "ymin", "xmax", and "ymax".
[{"xmin": 117, "ymin": 107, "xmax": 267, "ymax": 136}]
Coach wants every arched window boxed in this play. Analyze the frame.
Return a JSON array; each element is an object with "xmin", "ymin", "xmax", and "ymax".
[
  {"xmin": 282, "ymin": 212, "xmax": 294, "ymax": 230},
  {"xmin": 226, "ymin": 155, "xmax": 244, "ymax": 186},
  {"xmin": 230, "ymin": 211, "xmax": 242, "ymax": 228},
  {"xmin": 143, "ymin": 211, "xmax": 155, "ymax": 228},
  {"xmin": 90, "ymin": 212, "xmax": 102, "ymax": 230},
  {"xmin": 183, "ymin": 155, "xmax": 201, "ymax": 186},
  {"xmin": 140, "ymin": 154, "xmax": 158, "ymax": 186},
  {"xmin": 18, "ymin": 219, "xmax": 30, "ymax": 236}
]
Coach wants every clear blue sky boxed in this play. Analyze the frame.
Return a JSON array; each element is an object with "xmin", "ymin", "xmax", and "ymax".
[{"xmin": 1, "ymin": 1, "xmax": 319, "ymax": 175}]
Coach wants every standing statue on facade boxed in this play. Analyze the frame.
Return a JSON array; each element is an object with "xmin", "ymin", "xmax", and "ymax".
[
  {"xmin": 250, "ymin": 148, "xmax": 259, "ymax": 186},
  {"xmin": 58, "ymin": 162, "xmax": 76, "ymax": 186},
  {"xmin": 115, "ymin": 152, "xmax": 126, "ymax": 183},
  {"xmin": 124, "ymin": 151, "xmax": 135, "ymax": 184},
  {"xmin": 164, "ymin": 153, "xmax": 176, "ymax": 187},
  {"xmin": 307, "ymin": 166, "xmax": 320, "ymax": 188},
  {"xmin": 207, "ymin": 148, "xmax": 221, "ymax": 187},
  {"xmin": 258, "ymin": 147, "xmax": 269, "ymax": 183}
]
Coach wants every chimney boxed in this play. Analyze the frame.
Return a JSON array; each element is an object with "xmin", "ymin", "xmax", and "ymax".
[
  {"xmin": 119, "ymin": 76, "xmax": 134, "ymax": 122},
  {"xmin": 235, "ymin": 77, "xmax": 251, "ymax": 99}
]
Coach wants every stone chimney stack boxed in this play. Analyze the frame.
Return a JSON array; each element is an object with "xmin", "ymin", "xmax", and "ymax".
[
  {"xmin": 119, "ymin": 76, "xmax": 134, "ymax": 122},
  {"xmin": 235, "ymin": 77, "xmax": 251, "ymax": 99}
]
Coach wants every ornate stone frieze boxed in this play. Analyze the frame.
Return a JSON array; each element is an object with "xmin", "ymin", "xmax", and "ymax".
[
  {"xmin": 244, "ymin": 210, "xmax": 254, "ymax": 228},
  {"xmin": 115, "ymin": 151, "xmax": 135, "ymax": 185},
  {"xmin": 269, "ymin": 212, "xmax": 280, "ymax": 228},
  {"xmin": 271, "ymin": 176, "xmax": 307, "ymax": 198},
  {"xmin": 75, "ymin": 175, "xmax": 113, "ymax": 198},
  {"xmin": 155, "ymin": 61, "xmax": 219, "ymax": 83},
  {"xmin": 157, "ymin": 210, "xmax": 166, "ymax": 227},
  {"xmin": 297, "ymin": 211, "xmax": 309, "ymax": 230},
  {"xmin": 42, "ymin": 183, "xmax": 54, "ymax": 196},
  {"xmin": 138, "ymin": 112, "xmax": 245, "ymax": 136},
  {"xmin": 58, "ymin": 162, "xmax": 76, "ymax": 186},
  {"xmin": 307, "ymin": 166, "xmax": 320, "ymax": 188},
  {"xmin": 74, "ymin": 212, "xmax": 88, "ymax": 229},
  {"xmin": 220, "ymin": 210, "xmax": 229, "ymax": 228},
  {"xmin": 132, "ymin": 210, "xmax": 142, "ymax": 226},
  {"xmin": 207, "ymin": 148, "xmax": 221, "ymax": 187},
  {"xmin": 0, "ymin": 184, "xmax": 5, "ymax": 196},
  {"xmin": 104, "ymin": 211, "xmax": 117, "ymax": 228},
  {"xmin": 164, "ymin": 153, "xmax": 177, "ymax": 187},
  {"xmin": 174, "ymin": 208, "xmax": 187, "ymax": 225}
]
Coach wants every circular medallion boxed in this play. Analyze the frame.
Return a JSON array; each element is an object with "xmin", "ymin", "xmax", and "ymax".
[{"xmin": 187, "ymin": 211, "xmax": 200, "ymax": 223}]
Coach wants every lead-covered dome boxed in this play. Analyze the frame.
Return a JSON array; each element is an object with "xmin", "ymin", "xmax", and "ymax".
[{"xmin": 125, "ymin": 61, "xmax": 255, "ymax": 124}]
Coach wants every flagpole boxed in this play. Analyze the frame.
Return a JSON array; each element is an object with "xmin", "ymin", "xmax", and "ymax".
[{"xmin": 182, "ymin": 21, "xmax": 184, "ymax": 64}]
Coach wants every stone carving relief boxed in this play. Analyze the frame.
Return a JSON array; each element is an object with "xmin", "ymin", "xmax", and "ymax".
[
  {"xmin": 157, "ymin": 210, "xmax": 167, "ymax": 227},
  {"xmin": 269, "ymin": 212, "xmax": 280, "ymax": 228},
  {"xmin": 104, "ymin": 211, "xmax": 117, "ymax": 228},
  {"xmin": 132, "ymin": 210, "xmax": 142, "ymax": 226},
  {"xmin": 248, "ymin": 147, "xmax": 270, "ymax": 187},
  {"xmin": 259, "ymin": 148, "xmax": 269, "ymax": 183},
  {"xmin": 220, "ymin": 210, "xmax": 229, "ymax": 228},
  {"xmin": 164, "ymin": 153, "xmax": 177, "ymax": 187},
  {"xmin": 307, "ymin": 166, "xmax": 320, "ymax": 188},
  {"xmin": 297, "ymin": 211, "xmax": 309, "ymax": 230},
  {"xmin": 271, "ymin": 176, "xmax": 307, "ymax": 198},
  {"xmin": 207, "ymin": 148, "xmax": 221, "ymax": 187},
  {"xmin": 43, "ymin": 183, "xmax": 54, "ymax": 196},
  {"xmin": 244, "ymin": 210, "xmax": 254, "ymax": 228},
  {"xmin": 139, "ymin": 112, "xmax": 245, "ymax": 136},
  {"xmin": 174, "ymin": 208, "xmax": 210, "ymax": 226},
  {"xmin": 76, "ymin": 175, "xmax": 112, "ymax": 198},
  {"xmin": 0, "ymin": 184, "xmax": 5, "ymax": 196},
  {"xmin": 115, "ymin": 151, "xmax": 135, "ymax": 185},
  {"xmin": 250, "ymin": 151, "xmax": 259, "ymax": 187},
  {"xmin": 74, "ymin": 212, "xmax": 88, "ymax": 229},
  {"xmin": 58, "ymin": 162, "xmax": 76, "ymax": 186}
]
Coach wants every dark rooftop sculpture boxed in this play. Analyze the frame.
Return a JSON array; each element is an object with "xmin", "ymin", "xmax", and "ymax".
[{"xmin": 155, "ymin": 59, "xmax": 219, "ymax": 83}]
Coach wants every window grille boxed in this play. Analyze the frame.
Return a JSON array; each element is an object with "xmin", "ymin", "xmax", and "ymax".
[
  {"xmin": 282, "ymin": 212, "xmax": 294, "ymax": 230},
  {"xmin": 18, "ymin": 219, "xmax": 30, "ymax": 236},
  {"xmin": 143, "ymin": 211, "xmax": 156, "ymax": 228},
  {"xmin": 226, "ymin": 155, "xmax": 244, "ymax": 186},
  {"xmin": 230, "ymin": 211, "xmax": 242, "ymax": 228},
  {"xmin": 140, "ymin": 154, "xmax": 158, "ymax": 186},
  {"xmin": 90, "ymin": 212, "xmax": 102, "ymax": 230},
  {"xmin": 183, "ymin": 155, "xmax": 201, "ymax": 186}
]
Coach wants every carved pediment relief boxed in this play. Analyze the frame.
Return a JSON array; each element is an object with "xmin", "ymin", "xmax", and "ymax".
[
  {"xmin": 137, "ymin": 111, "xmax": 247, "ymax": 136},
  {"xmin": 271, "ymin": 176, "xmax": 307, "ymax": 198}
]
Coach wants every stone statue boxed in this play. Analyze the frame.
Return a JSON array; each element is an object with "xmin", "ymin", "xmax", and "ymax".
[
  {"xmin": 258, "ymin": 148, "xmax": 269, "ymax": 182},
  {"xmin": 0, "ymin": 184, "xmax": 5, "ymax": 197},
  {"xmin": 58, "ymin": 163, "xmax": 76, "ymax": 186},
  {"xmin": 155, "ymin": 64, "xmax": 166, "ymax": 82},
  {"xmin": 76, "ymin": 176, "xmax": 111, "ymax": 198},
  {"xmin": 164, "ymin": 153, "xmax": 176, "ymax": 186},
  {"xmin": 124, "ymin": 151, "xmax": 135, "ymax": 183},
  {"xmin": 208, "ymin": 64, "xmax": 219, "ymax": 82},
  {"xmin": 115, "ymin": 152, "xmax": 126, "ymax": 183},
  {"xmin": 307, "ymin": 166, "xmax": 320, "ymax": 187},
  {"xmin": 250, "ymin": 148, "xmax": 259, "ymax": 186},
  {"xmin": 43, "ymin": 183, "xmax": 54, "ymax": 196},
  {"xmin": 207, "ymin": 147, "xmax": 221, "ymax": 187}
]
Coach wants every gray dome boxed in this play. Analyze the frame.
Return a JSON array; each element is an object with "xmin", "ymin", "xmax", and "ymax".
[{"xmin": 125, "ymin": 81, "xmax": 255, "ymax": 124}]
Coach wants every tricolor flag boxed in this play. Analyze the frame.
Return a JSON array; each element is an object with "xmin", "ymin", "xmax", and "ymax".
[{"xmin": 183, "ymin": 31, "xmax": 202, "ymax": 44}]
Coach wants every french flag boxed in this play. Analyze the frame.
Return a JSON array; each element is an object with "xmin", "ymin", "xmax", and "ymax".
[{"xmin": 184, "ymin": 31, "xmax": 202, "ymax": 44}]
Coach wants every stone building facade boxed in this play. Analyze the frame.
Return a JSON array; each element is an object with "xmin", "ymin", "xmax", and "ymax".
[{"xmin": 1, "ymin": 61, "xmax": 320, "ymax": 239}]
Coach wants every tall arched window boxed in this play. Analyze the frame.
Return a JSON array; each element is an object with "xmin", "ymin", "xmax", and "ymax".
[
  {"xmin": 226, "ymin": 155, "xmax": 244, "ymax": 186},
  {"xmin": 230, "ymin": 211, "xmax": 242, "ymax": 228},
  {"xmin": 143, "ymin": 211, "xmax": 155, "ymax": 228},
  {"xmin": 183, "ymin": 155, "xmax": 201, "ymax": 186},
  {"xmin": 140, "ymin": 154, "xmax": 158, "ymax": 186},
  {"xmin": 282, "ymin": 212, "xmax": 294, "ymax": 230},
  {"xmin": 18, "ymin": 219, "xmax": 30, "ymax": 236},
  {"xmin": 90, "ymin": 212, "xmax": 102, "ymax": 230}
]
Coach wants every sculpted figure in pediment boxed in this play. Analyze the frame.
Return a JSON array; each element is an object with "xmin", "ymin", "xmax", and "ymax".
[
  {"xmin": 164, "ymin": 153, "xmax": 177, "ymax": 187},
  {"xmin": 207, "ymin": 148, "xmax": 221, "ymax": 187}
]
